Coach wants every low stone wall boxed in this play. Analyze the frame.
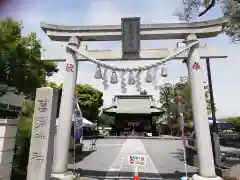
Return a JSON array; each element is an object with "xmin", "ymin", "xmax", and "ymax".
[
  {"xmin": 222, "ymin": 164, "xmax": 240, "ymax": 180},
  {"xmin": 0, "ymin": 118, "xmax": 19, "ymax": 180},
  {"xmin": 103, "ymin": 135, "xmax": 181, "ymax": 140}
]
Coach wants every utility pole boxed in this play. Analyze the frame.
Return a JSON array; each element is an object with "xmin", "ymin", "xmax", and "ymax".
[
  {"xmin": 206, "ymin": 58, "xmax": 221, "ymax": 166},
  {"xmin": 164, "ymin": 85, "xmax": 171, "ymax": 135}
]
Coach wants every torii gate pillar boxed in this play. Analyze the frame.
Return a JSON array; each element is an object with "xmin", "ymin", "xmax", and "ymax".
[
  {"xmin": 186, "ymin": 34, "xmax": 220, "ymax": 180},
  {"xmin": 51, "ymin": 36, "xmax": 80, "ymax": 180}
]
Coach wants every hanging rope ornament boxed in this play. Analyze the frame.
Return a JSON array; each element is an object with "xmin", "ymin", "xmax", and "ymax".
[
  {"xmin": 152, "ymin": 67, "xmax": 160, "ymax": 90},
  {"xmin": 120, "ymin": 71, "xmax": 127, "ymax": 93},
  {"xmin": 135, "ymin": 71, "xmax": 142, "ymax": 92},
  {"xmin": 161, "ymin": 65, "xmax": 168, "ymax": 77},
  {"xmin": 110, "ymin": 71, "xmax": 118, "ymax": 84},
  {"xmin": 94, "ymin": 65, "xmax": 102, "ymax": 79},
  {"xmin": 145, "ymin": 69, "xmax": 154, "ymax": 83},
  {"xmin": 128, "ymin": 71, "xmax": 136, "ymax": 85},
  {"xmin": 65, "ymin": 39, "xmax": 199, "ymax": 93},
  {"xmin": 102, "ymin": 68, "xmax": 108, "ymax": 90}
]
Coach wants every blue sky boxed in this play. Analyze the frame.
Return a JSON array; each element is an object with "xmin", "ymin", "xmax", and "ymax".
[{"xmin": 1, "ymin": 0, "xmax": 239, "ymax": 118}]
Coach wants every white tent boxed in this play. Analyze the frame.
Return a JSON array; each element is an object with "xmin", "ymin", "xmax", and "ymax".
[
  {"xmin": 81, "ymin": 117, "xmax": 97, "ymax": 129},
  {"xmin": 208, "ymin": 117, "xmax": 220, "ymax": 124},
  {"xmin": 72, "ymin": 116, "xmax": 96, "ymax": 129}
]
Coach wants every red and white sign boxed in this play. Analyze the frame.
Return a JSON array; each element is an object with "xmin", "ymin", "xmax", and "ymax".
[
  {"xmin": 128, "ymin": 155, "xmax": 146, "ymax": 167},
  {"xmin": 129, "ymin": 159, "xmax": 134, "ymax": 164}
]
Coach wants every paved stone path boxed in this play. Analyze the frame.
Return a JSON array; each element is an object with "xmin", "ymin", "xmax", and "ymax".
[
  {"xmin": 105, "ymin": 139, "xmax": 162, "ymax": 179},
  {"xmin": 68, "ymin": 139, "xmax": 198, "ymax": 180}
]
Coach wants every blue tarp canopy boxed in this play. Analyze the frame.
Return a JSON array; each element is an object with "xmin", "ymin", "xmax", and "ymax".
[
  {"xmin": 217, "ymin": 122, "xmax": 233, "ymax": 129},
  {"xmin": 208, "ymin": 117, "xmax": 233, "ymax": 129}
]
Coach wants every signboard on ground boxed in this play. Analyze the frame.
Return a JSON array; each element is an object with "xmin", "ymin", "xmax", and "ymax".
[{"xmin": 128, "ymin": 155, "xmax": 146, "ymax": 167}]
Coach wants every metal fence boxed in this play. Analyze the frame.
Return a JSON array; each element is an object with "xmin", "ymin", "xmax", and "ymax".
[
  {"xmin": 219, "ymin": 131, "xmax": 240, "ymax": 139},
  {"xmin": 186, "ymin": 131, "xmax": 240, "ymax": 168}
]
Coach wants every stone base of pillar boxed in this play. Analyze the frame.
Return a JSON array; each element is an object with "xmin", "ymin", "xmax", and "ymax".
[
  {"xmin": 51, "ymin": 172, "xmax": 73, "ymax": 180},
  {"xmin": 192, "ymin": 174, "xmax": 222, "ymax": 180}
]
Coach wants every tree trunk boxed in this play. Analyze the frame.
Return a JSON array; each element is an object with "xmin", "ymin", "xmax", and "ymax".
[{"xmin": 167, "ymin": 118, "xmax": 173, "ymax": 135}]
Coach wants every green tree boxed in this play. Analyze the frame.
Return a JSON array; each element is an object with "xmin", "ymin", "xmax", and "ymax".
[
  {"xmin": 21, "ymin": 99, "xmax": 34, "ymax": 117},
  {"xmin": 174, "ymin": 78, "xmax": 193, "ymax": 121},
  {"xmin": 47, "ymin": 82, "xmax": 104, "ymax": 121},
  {"xmin": 158, "ymin": 77, "xmax": 215, "ymax": 134},
  {"xmin": 221, "ymin": 0, "xmax": 240, "ymax": 42},
  {"xmin": 174, "ymin": 77, "xmax": 215, "ymax": 118},
  {"xmin": 224, "ymin": 116, "xmax": 240, "ymax": 124},
  {"xmin": 159, "ymin": 83, "xmax": 178, "ymax": 133},
  {"xmin": 98, "ymin": 113, "xmax": 114, "ymax": 126},
  {"xmin": 174, "ymin": 0, "xmax": 240, "ymax": 41},
  {"xmin": 47, "ymin": 82, "xmax": 62, "ymax": 90},
  {"xmin": 76, "ymin": 84, "xmax": 103, "ymax": 121},
  {"xmin": 224, "ymin": 116, "xmax": 240, "ymax": 132},
  {"xmin": 0, "ymin": 18, "xmax": 58, "ymax": 97}
]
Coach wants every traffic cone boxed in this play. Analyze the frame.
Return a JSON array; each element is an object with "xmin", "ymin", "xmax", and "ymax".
[{"xmin": 133, "ymin": 175, "xmax": 139, "ymax": 180}]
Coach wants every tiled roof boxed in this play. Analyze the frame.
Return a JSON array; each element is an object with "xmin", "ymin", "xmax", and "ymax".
[{"xmin": 103, "ymin": 95, "xmax": 162, "ymax": 115}]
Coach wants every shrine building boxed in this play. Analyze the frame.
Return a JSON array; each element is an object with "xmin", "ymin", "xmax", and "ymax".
[{"xmin": 103, "ymin": 95, "xmax": 163, "ymax": 136}]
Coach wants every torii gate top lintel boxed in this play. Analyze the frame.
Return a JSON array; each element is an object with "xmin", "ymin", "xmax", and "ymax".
[{"xmin": 40, "ymin": 17, "xmax": 228, "ymax": 42}]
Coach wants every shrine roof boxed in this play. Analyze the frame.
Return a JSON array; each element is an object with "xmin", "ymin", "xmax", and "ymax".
[{"xmin": 103, "ymin": 95, "xmax": 163, "ymax": 115}]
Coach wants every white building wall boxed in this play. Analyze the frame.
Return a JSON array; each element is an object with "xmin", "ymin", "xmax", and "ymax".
[{"xmin": 0, "ymin": 118, "xmax": 19, "ymax": 180}]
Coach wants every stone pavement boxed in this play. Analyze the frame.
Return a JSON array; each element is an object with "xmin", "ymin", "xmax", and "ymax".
[
  {"xmin": 68, "ymin": 139, "xmax": 198, "ymax": 180},
  {"xmin": 105, "ymin": 139, "xmax": 161, "ymax": 179}
]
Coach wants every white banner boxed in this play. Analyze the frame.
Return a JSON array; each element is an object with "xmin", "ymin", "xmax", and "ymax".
[
  {"xmin": 179, "ymin": 112, "xmax": 184, "ymax": 135},
  {"xmin": 73, "ymin": 96, "xmax": 83, "ymax": 142}
]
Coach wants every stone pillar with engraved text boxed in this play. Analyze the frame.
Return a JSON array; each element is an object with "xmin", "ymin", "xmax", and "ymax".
[{"xmin": 27, "ymin": 87, "xmax": 58, "ymax": 180}]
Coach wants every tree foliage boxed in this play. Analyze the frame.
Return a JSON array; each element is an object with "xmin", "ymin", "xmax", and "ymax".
[
  {"xmin": 224, "ymin": 116, "xmax": 240, "ymax": 124},
  {"xmin": 174, "ymin": 0, "xmax": 240, "ymax": 42},
  {"xmin": 224, "ymin": 116, "xmax": 240, "ymax": 132},
  {"xmin": 221, "ymin": 0, "xmax": 240, "ymax": 42},
  {"xmin": 21, "ymin": 99, "xmax": 35, "ymax": 117},
  {"xmin": 0, "ymin": 18, "xmax": 58, "ymax": 97},
  {"xmin": 98, "ymin": 113, "xmax": 114, "ymax": 126},
  {"xmin": 173, "ymin": 0, "xmax": 204, "ymax": 22},
  {"xmin": 159, "ymin": 83, "xmax": 178, "ymax": 133},
  {"xmin": 47, "ymin": 82, "xmax": 62, "ymax": 90},
  {"xmin": 158, "ymin": 77, "xmax": 215, "ymax": 133},
  {"xmin": 47, "ymin": 82, "xmax": 103, "ymax": 121},
  {"xmin": 76, "ymin": 84, "xmax": 103, "ymax": 121}
]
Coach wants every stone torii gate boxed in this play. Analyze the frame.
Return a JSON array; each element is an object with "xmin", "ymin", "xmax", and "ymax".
[{"xmin": 40, "ymin": 17, "xmax": 228, "ymax": 180}]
